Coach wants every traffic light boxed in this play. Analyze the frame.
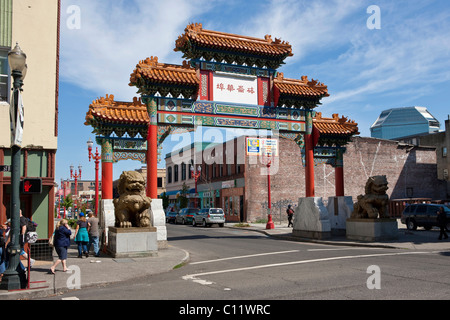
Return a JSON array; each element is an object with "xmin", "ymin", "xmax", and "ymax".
[{"xmin": 20, "ymin": 178, "xmax": 42, "ymax": 194}]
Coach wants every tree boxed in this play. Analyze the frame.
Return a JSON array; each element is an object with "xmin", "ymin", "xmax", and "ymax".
[
  {"xmin": 61, "ymin": 194, "xmax": 73, "ymax": 211},
  {"xmin": 161, "ymin": 192, "xmax": 169, "ymax": 210},
  {"xmin": 178, "ymin": 183, "xmax": 189, "ymax": 209}
]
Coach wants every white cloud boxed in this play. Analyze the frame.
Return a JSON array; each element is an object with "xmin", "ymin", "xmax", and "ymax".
[
  {"xmin": 60, "ymin": 0, "xmax": 210, "ymax": 100},
  {"xmin": 243, "ymin": 0, "xmax": 363, "ymax": 62}
]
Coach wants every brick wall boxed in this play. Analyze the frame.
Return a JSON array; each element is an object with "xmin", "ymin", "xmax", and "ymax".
[{"xmin": 244, "ymin": 136, "xmax": 446, "ymax": 222}]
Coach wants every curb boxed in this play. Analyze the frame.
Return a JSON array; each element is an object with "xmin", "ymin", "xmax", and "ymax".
[
  {"xmin": 225, "ymin": 225, "xmax": 406, "ymax": 250},
  {"xmin": 0, "ymin": 245, "xmax": 191, "ymax": 300}
]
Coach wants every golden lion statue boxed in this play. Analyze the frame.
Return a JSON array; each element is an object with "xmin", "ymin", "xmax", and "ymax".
[
  {"xmin": 113, "ymin": 171, "xmax": 152, "ymax": 228},
  {"xmin": 351, "ymin": 175, "xmax": 390, "ymax": 219}
]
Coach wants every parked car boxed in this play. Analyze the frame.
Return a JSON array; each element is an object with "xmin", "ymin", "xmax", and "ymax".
[
  {"xmin": 401, "ymin": 204, "xmax": 450, "ymax": 230},
  {"xmin": 175, "ymin": 208, "xmax": 199, "ymax": 225},
  {"xmin": 165, "ymin": 211, "xmax": 177, "ymax": 224},
  {"xmin": 193, "ymin": 208, "xmax": 225, "ymax": 227}
]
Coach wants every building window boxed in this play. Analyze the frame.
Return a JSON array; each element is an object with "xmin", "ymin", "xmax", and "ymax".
[
  {"xmin": 181, "ymin": 162, "xmax": 186, "ymax": 181},
  {"xmin": 157, "ymin": 177, "xmax": 163, "ymax": 188},
  {"xmin": 204, "ymin": 165, "xmax": 209, "ymax": 179},
  {"xmin": 443, "ymin": 147, "xmax": 447, "ymax": 158},
  {"xmin": 167, "ymin": 167, "xmax": 172, "ymax": 184},
  {"xmin": 174, "ymin": 165, "xmax": 179, "ymax": 182},
  {"xmin": 0, "ymin": 49, "xmax": 9, "ymax": 102}
]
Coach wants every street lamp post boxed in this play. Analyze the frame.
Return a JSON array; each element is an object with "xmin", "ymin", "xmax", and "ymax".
[
  {"xmin": 61, "ymin": 178, "xmax": 69, "ymax": 219},
  {"xmin": 87, "ymin": 138, "xmax": 101, "ymax": 216},
  {"xmin": 70, "ymin": 165, "xmax": 82, "ymax": 215},
  {"xmin": 262, "ymin": 149, "xmax": 275, "ymax": 230},
  {"xmin": 190, "ymin": 165, "xmax": 201, "ymax": 208},
  {"xmin": 57, "ymin": 182, "xmax": 61, "ymax": 219},
  {"xmin": 1, "ymin": 43, "xmax": 27, "ymax": 290}
]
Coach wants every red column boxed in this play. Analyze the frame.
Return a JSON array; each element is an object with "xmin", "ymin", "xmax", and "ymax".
[
  {"xmin": 305, "ymin": 110, "xmax": 315, "ymax": 197},
  {"xmin": 146, "ymin": 97, "xmax": 158, "ymax": 199},
  {"xmin": 335, "ymin": 148, "xmax": 344, "ymax": 196},
  {"xmin": 101, "ymin": 139, "xmax": 113, "ymax": 200}
]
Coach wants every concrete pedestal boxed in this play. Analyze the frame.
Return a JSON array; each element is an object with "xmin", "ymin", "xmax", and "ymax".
[
  {"xmin": 99, "ymin": 199, "xmax": 115, "ymax": 246},
  {"xmin": 292, "ymin": 197, "xmax": 331, "ymax": 239},
  {"xmin": 346, "ymin": 218, "xmax": 398, "ymax": 241},
  {"xmin": 107, "ymin": 227, "xmax": 158, "ymax": 258},
  {"xmin": 151, "ymin": 199, "xmax": 168, "ymax": 249},
  {"xmin": 327, "ymin": 196, "xmax": 354, "ymax": 236}
]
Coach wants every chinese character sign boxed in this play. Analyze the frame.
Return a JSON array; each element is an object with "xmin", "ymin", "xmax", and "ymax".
[{"xmin": 213, "ymin": 73, "xmax": 258, "ymax": 105}]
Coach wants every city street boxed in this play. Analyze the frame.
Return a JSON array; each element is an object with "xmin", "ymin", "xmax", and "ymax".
[{"xmin": 44, "ymin": 223, "xmax": 450, "ymax": 301}]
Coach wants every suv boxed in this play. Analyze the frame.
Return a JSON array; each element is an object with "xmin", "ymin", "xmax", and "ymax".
[
  {"xmin": 175, "ymin": 208, "xmax": 199, "ymax": 225},
  {"xmin": 193, "ymin": 208, "xmax": 225, "ymax": 227},
  {"xmin": 401, "ymin": 204, "xmax": 450, "ymax": 230}
]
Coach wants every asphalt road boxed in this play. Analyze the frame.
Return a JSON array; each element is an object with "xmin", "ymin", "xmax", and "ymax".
[{"xmin": 44, "ymin": 223, "xmax": 450, "ymax": 303}]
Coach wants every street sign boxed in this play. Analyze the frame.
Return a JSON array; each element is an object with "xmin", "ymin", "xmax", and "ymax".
[{"xmin": 0, "ymin": 165, "xmax": 11, "ymax": 172}]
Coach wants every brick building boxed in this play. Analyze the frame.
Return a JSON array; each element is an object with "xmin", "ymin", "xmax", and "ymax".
[{"xmin": 400, "ymin": 117, "xmax": 450, "ymax": 199}]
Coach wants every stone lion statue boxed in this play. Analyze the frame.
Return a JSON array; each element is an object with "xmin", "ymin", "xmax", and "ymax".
[
  {"xmin": 114, "ymin": 171, "xmax": 152, "ymax": 228},
  {"xmin": 351, "ymin": 175, "xmax": 390, "ymax": 219}
]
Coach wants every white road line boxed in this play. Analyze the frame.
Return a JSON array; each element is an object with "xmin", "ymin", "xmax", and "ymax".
[
  {"xmin": 307, "ymin": 247, "xmax": 381, "ymax": 252},
  {"xmin": 183, "ymin": 251, "xmax": 430, "ymax": 281},
  {"xmin": 61, "ymin": 296, "xmax": 79, "ymax": 300},
  {"xmin": 190, "ymin": 250, "xmax": 300, "ymax": 265}
]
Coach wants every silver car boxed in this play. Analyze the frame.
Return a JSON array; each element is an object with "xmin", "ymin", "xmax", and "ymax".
[{"xmin": 193, "ymin": 208, "xmax": 225, "ymax": 227}]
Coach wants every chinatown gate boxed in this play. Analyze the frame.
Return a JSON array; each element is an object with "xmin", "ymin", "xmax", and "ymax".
[{"xmin": 85, "ymin": 23, "xmax": 359, "ymax": 242}]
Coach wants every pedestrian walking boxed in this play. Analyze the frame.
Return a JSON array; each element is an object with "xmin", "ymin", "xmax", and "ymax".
[
  {"xmin": 437, "ymin": 206, "xmax": 448, "ymax": 240},
  {"xmin": 50, "ymin": 219, "xmax": 71, "ymax": 274},
  {"xmin": 286, "ymin": 205, "xmax": 294, "ymax": 227},
  {"xmin": 0, "ymin": 222, "xmax": 7, "ymax": 281},
  {"xmin": 74, "ymin": 212, "xmax": 90, "ymax": 258},
  {"xmin": 18, "ymin": 210, "xmax": 35, "ymax": 267},
  {"xmin": 87, "ymin": 212, "xmax": 100, "ymax": 257}
]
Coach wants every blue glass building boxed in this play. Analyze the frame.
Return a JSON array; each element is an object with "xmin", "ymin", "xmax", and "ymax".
[{"xmin": 370, "ymin": 106, "xmax": 440, "ymax": 140}]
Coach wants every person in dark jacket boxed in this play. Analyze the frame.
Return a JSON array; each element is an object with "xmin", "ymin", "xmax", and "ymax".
[
  {"xmin": 286, "ymin": 205, "xmax": 294, "ymax": 227},
  {"xmin": 50, "ymin": 219, "xmax": 72, "ymax": 274},
  {"xmin": 437, "ymin": 206, "xmax": 448, "ymax": 240}
]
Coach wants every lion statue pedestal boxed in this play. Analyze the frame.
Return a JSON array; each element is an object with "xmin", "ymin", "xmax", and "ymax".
[
  {"xmin": 346, "ymin": 175, "xmax": 398, "ymax": 241},
  {"xmin": 107, "ymin": 171, "xmax": 158, "ymax": 258},
  {"xmin": 292, "ymin": 197, "xmax": 331, "ymax": 240}
]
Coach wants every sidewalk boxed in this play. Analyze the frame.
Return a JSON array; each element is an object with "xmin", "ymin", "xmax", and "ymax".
[
  {"xmin": 225, "ymin": 220, "xmax": 450, "ymax": 251},
  {"xmin": 1, "ymin": 219, "xmax": 449, "ymax": 300},
  {"xmin": 0, "ymin": 244, "xmax": 189, "ymax": 300}
]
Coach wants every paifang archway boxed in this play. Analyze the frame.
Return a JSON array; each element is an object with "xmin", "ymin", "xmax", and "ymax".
[{"xmin": 85, "ymin": 23, "xmax": 359, "ymax": 201}]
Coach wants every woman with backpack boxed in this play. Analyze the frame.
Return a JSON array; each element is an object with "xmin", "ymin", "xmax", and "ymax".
[{"xmin": 74, "ymin": 212, "xmax": 90, "ymax": 258}]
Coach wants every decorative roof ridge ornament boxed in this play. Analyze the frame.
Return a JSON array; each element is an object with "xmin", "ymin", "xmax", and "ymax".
[
  {"xmin": 314, "ymin": 112, "xmax": 358, "ymax": 126},
  {"xmin": 90, "ymin": 95, "xmax": 145, "ymax": 109},
  {"xmin": 186, "ymin": 22, "xmax": 203, "ymax": 34},
  {"xmin": 140, "ymin": 56, "xmax": 159, "ymax": 67},
  {"xmin": 275, "ymin": 73, "xmax": 328, "ymax": 90},
  {"xmin": 174, "ymin": 22, "xmax": 294, "ymax": 68}
]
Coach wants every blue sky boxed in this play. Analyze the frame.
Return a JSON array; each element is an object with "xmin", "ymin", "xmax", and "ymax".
[{"xmin": 56, "ymin": 0, "xmax": 450, "ymax": 184}]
